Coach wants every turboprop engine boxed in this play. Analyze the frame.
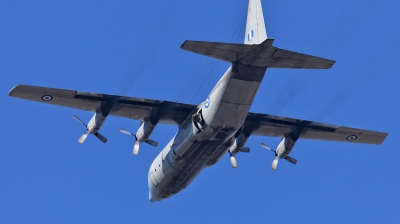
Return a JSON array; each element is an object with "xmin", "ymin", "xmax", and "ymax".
[
  {"xmin": 260, "ymin": 139, "xmax": 297, "ymax": 170},
  {"xmin": 260, "ymin": 122, "xmax": 309, "ymax": 170},
  {"xmin": 228, "ymin": 131, "xmax": 250, "ymax": 168},
  {"xmin": 120, "ymin": 120, "xmax": 158, "ymax": 155},
  {"xmin": 73, "ymin": 112, "xmax": 108, "ymax": 144}
]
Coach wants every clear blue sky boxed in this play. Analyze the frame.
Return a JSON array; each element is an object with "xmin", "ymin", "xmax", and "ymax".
[{"xmin": 1, "ymin": 0, "xmax": 399, "ymax": 223}]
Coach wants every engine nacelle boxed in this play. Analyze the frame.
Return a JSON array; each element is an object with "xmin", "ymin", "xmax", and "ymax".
[
  {"xmin": 276, "ymin": 137, "xmax": 296, "ymax": 158},
  {"xmin": 87, "ymin": 112, "xmax": 108, "ymax": 134},
  {"xmin": 275, "ymin": 121, "xmax": 309, "ymax": 158},
  {"xmin": 229, "ymin": 131, "xmax": 250, "ymax": 155},
  {"xmin": 136, "ymin": 120, "xmax": 157, "ymax": 143}
]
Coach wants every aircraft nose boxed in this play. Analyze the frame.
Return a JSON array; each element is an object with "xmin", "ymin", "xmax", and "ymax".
[{"xmin": 149, "ymin": 190, "xmax": 163, "ymax": 202}]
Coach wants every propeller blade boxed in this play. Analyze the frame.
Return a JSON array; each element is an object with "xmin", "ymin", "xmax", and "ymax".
[
  {"xmin": 284, "ymin": 156, "xmax": 297, "ymax": 165},
  {"xmin": 145, "ymin": 139, "xmax": 158, "ymax": 147},
  {"xmin": 239, "ymin": 147, "xmax": 250, "ymax": 153},
  {"xmin": 230, "ymin": 155, "xmax": 237, "ymax": 168},
  {"xmin": 94, "ymin": 132, "xmax": 108, "ymax": 143},
  {"xmin": 260, "ymin": 143, "xmax": 273, "ymax": 151},
  {"xmin": 133, "ymin": 141, "xmax": 140, "ymax": 155},
  {"xmin": 73, "ymin": 115, "xmax": 87, "ymax": 128},
  {"xmin": 271, "ymin": 156, "xmax": 279, "ymax": 170},
  {"xmin": 78, "ymin": 131, "xmax": 89, "ymax": 144},
  {"xmin": 119, "ymin": 128, "xmax": 134, "ymax": 136}
]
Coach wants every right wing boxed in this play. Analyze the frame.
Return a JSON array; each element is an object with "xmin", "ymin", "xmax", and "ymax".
[
  {"xmin": 9, "ymin": 84, "xmax": 197, "ymax": 125},
  {"xmin": 244, "ymin": 113, "xmax": 387, "ymax": 145}
]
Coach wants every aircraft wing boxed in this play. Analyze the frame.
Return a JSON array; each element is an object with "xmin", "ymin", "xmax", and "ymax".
[
  {"xmin": 244, "ymin": 113, "xmax": 387, "ymax": 145},
  {"xmin": 9, "ymin": 85, "xmax": 387, "ymax": 144},
  {"xmin": 9, "ymin": 84, "xmax": 197, "ymax": 125}
]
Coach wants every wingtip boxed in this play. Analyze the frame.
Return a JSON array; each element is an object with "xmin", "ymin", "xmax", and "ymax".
[
  {"xmin": 379, "ymin": 132, "xmax": 389, "ymax": 145},
  {"xmin": 8, "ymin": 85, "xmax": 21, "ymax": 97},
  {"xmin": 329, "ymin": 60, "xmax": 337, "ymax": 68},
  {"xmin": 180, "ymin": 40, "xmax": 189, "ymax": 49},
  {"xmin": 321, "ymin": 60, "xmax": 336, "ymax": 69}
]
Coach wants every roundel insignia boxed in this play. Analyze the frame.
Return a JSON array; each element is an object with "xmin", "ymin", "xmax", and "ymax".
[
  {"xmin": 204, "ymin": 97, "xmax": 210, "ymax": 108},
  {"xmin": 346, "ymin": 135, "xmax": 358, "ymax": 141},
  {"xmin": 41, "ymin": 95, "xmax": 53, "ymax": 101}
]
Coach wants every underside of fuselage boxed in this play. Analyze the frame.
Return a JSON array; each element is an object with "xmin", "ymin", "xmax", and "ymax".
[{"xmin": 151, "ymin": 140, "xmax": 230, "ymax": 200}]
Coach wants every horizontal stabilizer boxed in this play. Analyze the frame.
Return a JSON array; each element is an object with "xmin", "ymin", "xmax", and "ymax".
[
  {"xmin": 181, "ymin": 39, "xmax": 335, "ymax": 69},
  {"xmin": 268, "ymin": 48, "xmax": 335, "ymax": 69},
  {"xmin": 181, "ymin": 40, "xmax": 251, "ymax": 63}
]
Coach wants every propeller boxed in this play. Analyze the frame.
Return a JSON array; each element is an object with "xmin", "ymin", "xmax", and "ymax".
[
  {"xmin": 260, "ymin": 142, "xmax": 279, "ymax": 170},
  {"xmin": 74, "ymin": 115, "xmax": 89, "ymax": 143},
  {"xmin": 94, "ymin": 132, "xmax": 107, "ymax": 143},
  {"xmin": 260, "ymin": 142, "xmax": 297, "ymax": 170},
  {"xmin": 284, "ymin": 156, "xmax": 297, "ymax": 165},
  {"xmin": 272, "ymin": 156, "xmax": 279, "ymax": 170},
  {"xmin": 78, "ymin": 131, "xmax": 90, "ymax": 144},
  {"xmin": 228, "ymin": 147, "xmax": 249, "ymax": 168},
  {"xmin": 230, "ymin": 154, "xmax": 237, "ymax": 168},
  {"xmin": 73, "ymin": 115, "xmax": 107, "ymax": 144},
  {"xmin": 260, "ymin": 143, "xmax": 274, "ymax": 152},
  {"xmin": 73, "ymin": 115, "xmax": 87, "ymax": 128},
  {"xmin": 119, "ymin": 128, "xmax": 158, "ymax": 155}
]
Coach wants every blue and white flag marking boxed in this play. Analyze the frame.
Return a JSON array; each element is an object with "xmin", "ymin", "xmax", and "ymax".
[
  {"xmin": 248, "ymin": 30, "xmax": 254, "ymax": 42},
  {"xmin": 205, "ymin": 97, "xmax": 210, "ymax": 108}
]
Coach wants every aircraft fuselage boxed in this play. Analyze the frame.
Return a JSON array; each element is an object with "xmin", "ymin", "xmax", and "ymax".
[{"xmin": 148, "ymin": 64, "xmax": 267, "ymax": 201}]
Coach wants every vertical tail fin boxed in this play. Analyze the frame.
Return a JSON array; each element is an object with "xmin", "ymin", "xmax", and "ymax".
[{"xmin": 244, "ymin": 0, "xmax": 267, "ymax": 45}]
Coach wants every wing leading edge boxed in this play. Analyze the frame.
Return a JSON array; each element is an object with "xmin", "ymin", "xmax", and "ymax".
[{"xmin": 9, "ymin": 84, "xmax": 197, "ymax": 125}]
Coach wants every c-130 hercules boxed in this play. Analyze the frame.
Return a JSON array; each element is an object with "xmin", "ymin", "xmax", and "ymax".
[{"xmin": 9, "ymin": 0, "xmax": 387, "ymax": 202}]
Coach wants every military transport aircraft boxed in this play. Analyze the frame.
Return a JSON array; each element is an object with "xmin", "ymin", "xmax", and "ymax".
[{"xmin": 9, "ymin": 0, "xmax": 387, "ymax": 202}]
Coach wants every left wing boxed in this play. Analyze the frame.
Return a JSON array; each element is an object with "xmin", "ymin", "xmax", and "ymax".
[
  {"xmin": 9, "ymin": 84, "xmax": 197, "ymax": 125},
  {"xmin": 244, "ymin": 113, "xmax": 387, "ymax": 145}
]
